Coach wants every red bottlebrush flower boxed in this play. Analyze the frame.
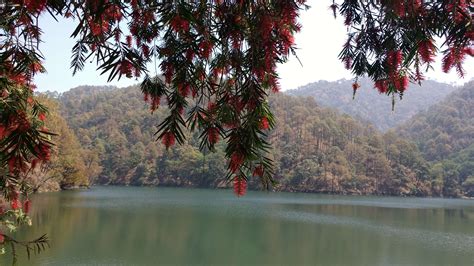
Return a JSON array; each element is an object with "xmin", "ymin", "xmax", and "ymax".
[
  {"xmin": 0, "ymin": 124, "xmax": 5, "ymax": 139},
  {"xmin": 352, "ymin": 82, "xmax": 360, "ymax": 91},
  {"xmin": 177, "ymin": 106, "xmax": 185, "ymax": 115},
  {"xmin": 8, "ymin": 157, "xmax": 16, "ymax": 173},
  {"xmin": 418, "ymin": 39, "xmax": 435, "ymax": 64},
  {"xmin": 25, "ymin": 0, "xmax": 47, "ymax": 13},
  {"xmin": 272, "ymin": 84, "xmax": 281, "ymax": 93},
  {"xmin": 126, "ymin": 35, "xmax": 132, "ymax": 48},
  {"xmin": 260, "ymin": 117, "xmax": 270, "ymax": 130},
  {"xmin": 280, "ymin": 28, "xmax": 295, "ymax": 55},
  {"xmin": 143, "ymin": 92, "xmax": 149, "ymax": 102},
  {"xmin": 185, "ymin": 49, "xmax": 195, "ymax": 61},
  {"xmin": 161, "ymin": 62, "xmax": 174, "ymax": 84},
  {"xmin": 114, "ymin": 30, "xmax": 121, "ymax": 42},
  {"xmin": 170, "ymin": 15, "xmax": 190, "ymax": 32},
  {"xmin": 412, "ymin": 0, "xmax": 423, "ymax": 11},
  {"xmin": 34, "ymin": 143, "xmax": 51, "ymax": 161},
  {"xmin": 352, "ymin": 82, "xmax": 360, "ymax": 98},
  {"xmin": 27, "ymin": 97, "xmax": 34, "ymax": 105},
  {"xmin": 212, "ymin": 67, "xmax": 224, "ymax": 78},
  {"xmin": 16, "ymin": 112, "xmax": 31, "ymax": 132},
  {"xmin": 107, "ymin": 5, "xmax": 122, "ymax": 21},
  {"xmin": 260, "ymin": 15, "xmax": 274, "ymax": 40},
  {"xmin": 30, "ymin": 62, "xmax": 43, "ymax": 74},
  {"xmin": 178, "ymin": 83, "xmax": 190, "ymax": 97},
  {"xmin": 88, "ymin": 20, "xmax": 102, "ymax": 36},
  {"xmin": 442, "ymin": 51, "xmax": 454, "ymax": 73},
  {"xmin": 343, "ymin": 57, "xmax": 352, "ymax": 70},
  {"xmin": 199, "ymin": 40, "xmax": 213, "ymax": 59},
  {"xmin": 23, "ymin": 199, "xmax": 31, "ymax": 214},
  {"xmin": 415, "ymin": 65, "xmax": 425, "ymax": 82},
  {"xmin": 207, "ymin": 102, "xmax": 217, "ymax": 112},
  {"xmin": 31, "ymin": 159, "xmax": 39, "ymax": 169},
  {"xmin": 1, "ymin": 89, "xmax": 9, "ymax": 98},
  {"xmin": 374, "ymin": 80, "xmax": 388, "ymax": 93},
  {"xmin": 134, "ymin": 67, "xmax": 141, "ymax": 78},
  {"xmin": 0, "ymin": 233, "xmax": 4, "ymax": 244},
  {"xmin": 231, "ymin": 35, "xmax": 242, "ymax": 49},
  {"xmin": 229, "ymin": 152, "xmax": 244, "ymax": 173},
  {"xmin": 42, "ymin": 144, "xmax": 51, "ymax": 161},
  {"xmin": 393, "ymin": 1, "xmax": 406, "ymax": 17},
  {"xmin": 393, "ymin": 74, "xmax": 409, "ymax": 92},
  {"xmin": 9, "ymin": 73, "xmax": 28, "ymax": 85},
  {"xmin": 11, "ymin": 199, "xmax": 21, "ymax": 210},
  {"xmin": 161, "ymin": 131, "xmax": 175, "ymax": 149},
  {"xmin": 141, "ymin": 44, "xmax": 150, "ymax": 58},
  {"xmin": 447, "ymin": 0, "xmax": 467, "ymax": 22},
  {"xmin": 207, "ymin": 127, "xmax": 220, "ymax": 145},
  {"xmin": 143, "ymin": 11, "xmax": 155, "ymax": 25},
  {"xmin": 119, "ymin": 60, "xmax": 133, "ymax": 78},
  {"xmin": 170, "ymin": 15, "xmax": 180, "ymax": 32},
  {"xmin": 386, "ymin": 50, "xmax": 403, "ymax": 71},
  {"xmin": 344, "ymin": 12, "xmax": 352, "ymax": 26},
  {"xmin": 38, "ymin": 113, "xmax": 46, "ymax": 121},
  {"xmin": 442, "ymin": 47, "xmax": 467, "ymax": 77},
  {"xmin": 233, "ymin": 177, "xmax": 247, "ymax": 197},
  {"xmin": 464, "ymin": 47, "xmax": 474, "ymax": 57},
  {"xmin": 253, "ymin": 165, "xmax": 264, "ymax": 177},
  {"xmin": 151, "ymin": 96, "xmax": 160, "ymax": 112}
]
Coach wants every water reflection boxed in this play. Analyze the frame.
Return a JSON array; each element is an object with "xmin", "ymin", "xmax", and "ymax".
[{"xmin": 3, "ymin": 187, "xmax": 474, "ymax": 265}]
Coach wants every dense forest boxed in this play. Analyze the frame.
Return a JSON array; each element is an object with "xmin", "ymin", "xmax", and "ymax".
[
  {"xmin": 36, "ymin": 84, "xmax": 440, "ymax": 197},
  {"xmin": 397, "ymin": 81, "xmax": 474, "ymax": 197},
  {"xmin": 27, "ymin": 96, "xmax": 91, "ymax": 192},
  {"xmin": 288, "ymin": 78, "xmax": 457, "ymax": 131},
  {"xmin": 31, "ymin": 80, "xmax": 472, "ymax": 197}
]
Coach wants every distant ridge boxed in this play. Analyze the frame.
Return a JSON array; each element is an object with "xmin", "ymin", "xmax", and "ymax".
[{"xmin": 286, "ymin": 78, "xmax": 457, "ymax": 131}]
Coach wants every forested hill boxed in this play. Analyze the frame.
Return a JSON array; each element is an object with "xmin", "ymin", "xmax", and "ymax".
[
  {"xmin": 287, "ymin": 78, "xmax": 457, "ymax": 131},
  {"xmin": 397, "ymin": 81, "xmax": 474, "ymax": 197},
  {"xmin": 58, "ymin": 85, "xmax": 446, "ymax": 197}
]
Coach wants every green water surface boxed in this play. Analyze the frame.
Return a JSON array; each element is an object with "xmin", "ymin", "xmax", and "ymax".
[{"xmin": 3, "ymin": 186, "xmax": 474, "ymax": 265}]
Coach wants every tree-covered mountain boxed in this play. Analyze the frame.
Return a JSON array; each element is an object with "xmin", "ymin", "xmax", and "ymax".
[
  {"xmin": 287, "ymin": 78, "xmax": 458, "ymax": 131},
  {"xmin": 27, "ymin": 95, "xmax": 92, "ymax": 192},
  {"xmin": 397, "ymin": 81, "xmax": 474, "ymax": 197},
  {"xmin": 57, "ymin": 85, "xmax": 446, "ymax": 196}
]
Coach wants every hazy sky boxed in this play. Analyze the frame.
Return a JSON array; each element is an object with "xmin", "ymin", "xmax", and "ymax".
[{"xmin": 34, "ymin": 1, "xmax": 473, "ymax": 93}]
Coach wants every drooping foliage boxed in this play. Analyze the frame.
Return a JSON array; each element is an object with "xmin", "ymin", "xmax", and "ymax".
[
  {"xmin": 0, "ymin": 0, "xmax": 472, "ymax": 259},
  {"xmin": 336, "ymin": 0, "xmax": 473, "ymax": 96}
]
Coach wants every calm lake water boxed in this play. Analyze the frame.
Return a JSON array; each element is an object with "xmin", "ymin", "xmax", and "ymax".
[{"xmin": 3, "ymin": 186, "xmax": 474, "ymax": 265}]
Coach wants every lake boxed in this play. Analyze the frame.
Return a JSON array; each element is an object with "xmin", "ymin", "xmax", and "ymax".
[{"xmin": 3, "ymin": 186, "xmax": 474, "ymax": 265}]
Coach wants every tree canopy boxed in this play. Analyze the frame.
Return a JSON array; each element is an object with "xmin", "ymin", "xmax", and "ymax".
[{"xmin": 0, "ymin": 0, "xmax": 472, "ymax": 258}]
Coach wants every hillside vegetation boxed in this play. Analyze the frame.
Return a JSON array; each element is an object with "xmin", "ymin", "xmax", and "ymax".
[
  {"xmin": 27, "ymin": 96, "xmax": 92, "ymax": 191},
  {"xmin": 397, "ymin": 81, "xmax": 474, "ymax": 197},
  {"xmin": 57, "ymin": 85, "xmax": 440, "ymax": 196},
  {"xmin": 287, "ymin": 78, "xmax": 457, "ymax": 131}
]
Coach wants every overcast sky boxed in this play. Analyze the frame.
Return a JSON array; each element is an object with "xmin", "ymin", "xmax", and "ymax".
[{"xmin": 34, "ymin": 0, "xmax": 473, "ymax": 93}]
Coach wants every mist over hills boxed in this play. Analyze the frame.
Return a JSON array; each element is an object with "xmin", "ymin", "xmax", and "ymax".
[{"xmin": 287, "ymin": 78, "xmax": 458, "ymax": 131}]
